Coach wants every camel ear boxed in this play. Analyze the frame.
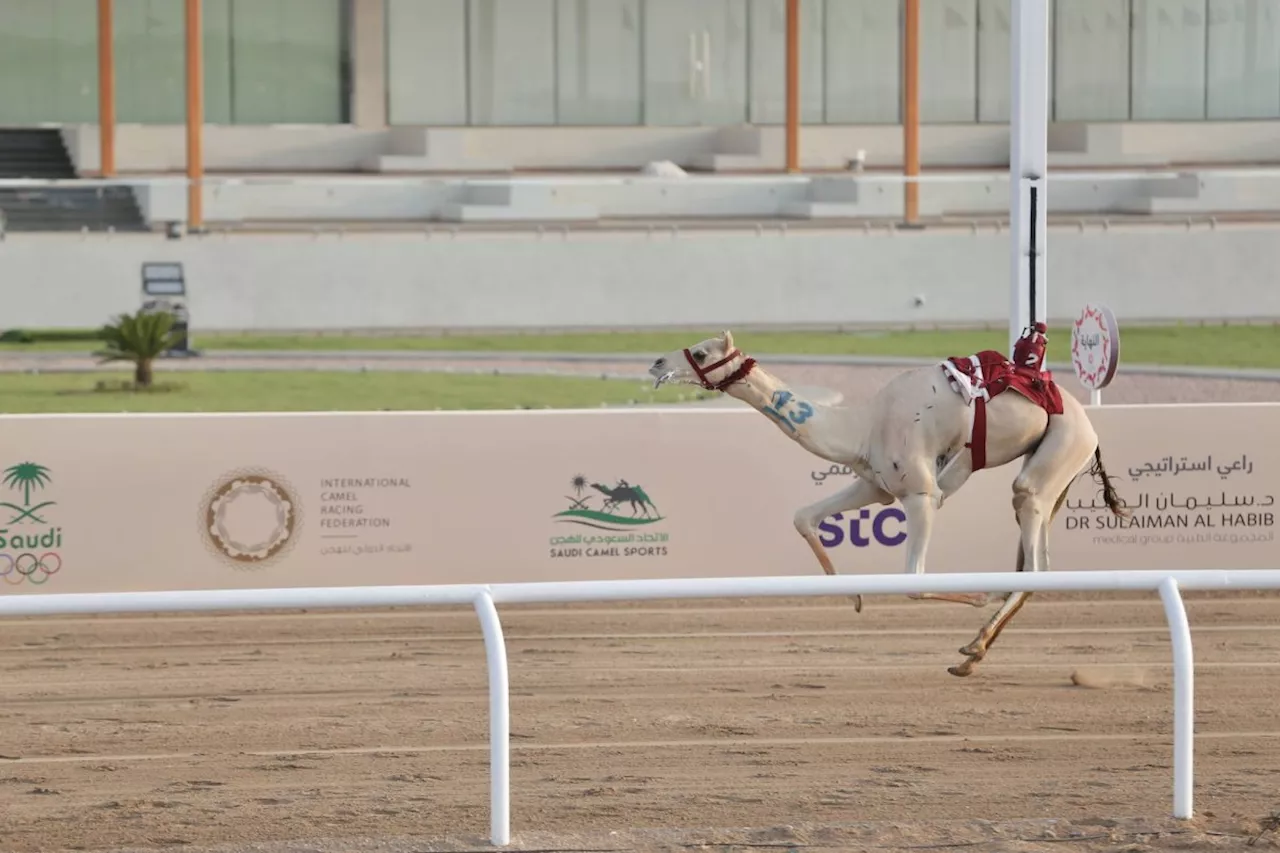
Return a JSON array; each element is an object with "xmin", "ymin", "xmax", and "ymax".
[{"xmin": 721, "ymin": 330, "xmax": 735, "ymax": 352}]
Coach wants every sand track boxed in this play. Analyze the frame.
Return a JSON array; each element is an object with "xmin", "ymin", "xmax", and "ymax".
[{"xmin": 3, "ymin": 593, "xmax": 1280, "ymax": 852}]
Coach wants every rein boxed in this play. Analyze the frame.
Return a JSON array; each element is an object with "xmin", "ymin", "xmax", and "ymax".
[{"xmin": 683, "ymin": 347, "xmax": 756, "ymax": 392}]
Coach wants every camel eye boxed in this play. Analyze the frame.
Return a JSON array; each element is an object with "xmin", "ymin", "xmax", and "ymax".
[{"xmin": 693, "ymin": 350, "xmax": 707, "ymax": 364}]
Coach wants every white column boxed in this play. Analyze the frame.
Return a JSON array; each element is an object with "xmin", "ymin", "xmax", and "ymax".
[{"xmin": 1008, "ymin": 0, "xmax": 1050, "ymax": 356}]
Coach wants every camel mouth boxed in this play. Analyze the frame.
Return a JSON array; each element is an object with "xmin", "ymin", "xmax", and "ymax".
[{"xmin": 652, "ymin": 369, "xmax": 676, "ymax": 390}]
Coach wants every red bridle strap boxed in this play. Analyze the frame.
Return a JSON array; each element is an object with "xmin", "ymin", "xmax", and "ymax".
[{"xmin": 683, "ymin": 348, "xmax": 756, "ymax": 392}]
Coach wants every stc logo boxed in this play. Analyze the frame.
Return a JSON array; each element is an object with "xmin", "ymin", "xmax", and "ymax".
[{"xmin": 818, "ymin": 507, "xmax": 907, "ymax": 548}]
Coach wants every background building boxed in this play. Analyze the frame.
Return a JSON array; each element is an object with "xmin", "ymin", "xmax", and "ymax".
[
  {"xmin": 3, "ymin": 0, "xmax": 1280, "ymax": 173},
  {"xmin": 3, "ymin": 0, "xmax": 1279, "ymax": 333}
]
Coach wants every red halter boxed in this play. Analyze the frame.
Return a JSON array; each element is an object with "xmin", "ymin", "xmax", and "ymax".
[{"xmin": 683, "ymin": 347, "xmax": 757, "ymax": 392}]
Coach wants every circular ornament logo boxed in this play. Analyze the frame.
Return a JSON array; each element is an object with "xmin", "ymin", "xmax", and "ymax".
[
  {"xmin": 1070, "ymin": 302, "xmax": 1121, "ymax": 390},
  {"xmin": 199, "ymin": 468, "xmax": 301, "ymax": 569}
]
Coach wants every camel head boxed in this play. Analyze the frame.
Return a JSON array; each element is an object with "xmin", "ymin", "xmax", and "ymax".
[{"xmin": 649, "ymin": 330, "xmax": 754, "ymax": 392}]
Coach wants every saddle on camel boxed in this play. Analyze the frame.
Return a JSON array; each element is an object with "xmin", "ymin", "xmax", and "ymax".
[{"xmin": 940, "ymin": 322, "xmax": 1063, "ymax": 472}]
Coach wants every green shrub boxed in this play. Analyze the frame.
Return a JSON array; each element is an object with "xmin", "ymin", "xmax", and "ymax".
[{"xmin": 0, "ymin": 328, "xmax": 108, "ymax": 344}]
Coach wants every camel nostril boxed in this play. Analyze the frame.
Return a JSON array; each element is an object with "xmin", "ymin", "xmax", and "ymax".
[{"xmin": 654, "ymin": 358, "xmax": 666, "ymax": 368}]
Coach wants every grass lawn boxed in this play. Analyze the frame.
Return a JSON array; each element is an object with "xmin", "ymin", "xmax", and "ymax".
[
  {"xmin": 0, "ymin": 371, "xmax": 706, "ymax": 414},
  {"xmin": 2, "ymin": 324, "xmax": 1278, "ymax": 368}
]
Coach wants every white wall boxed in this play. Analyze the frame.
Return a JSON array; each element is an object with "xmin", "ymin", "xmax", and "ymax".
[
  {"xmin": 2, "ymin": 404, "xmax": 1277, "ymax": 597},
  {"xmin": 57, "ymin": 120, "xmax": 1280, "ymax": 175},
  {"xmin": 132, "ymin": 179, "xmax": 471, "ymax": 224},
  {"xmin": 63, "ymin": 125, "xmax": 392, "ymax": 174},
  {"xmin": 119, "ymin": 170, "xmax": 1280, "ymax": 225},
  {"xmin": 3, "ymin": 225, "xmax": 1277, "ymax": 331}
]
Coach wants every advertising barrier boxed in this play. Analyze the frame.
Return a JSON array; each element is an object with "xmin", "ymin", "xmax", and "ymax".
[{"xmin": 0, "ymin": 403, "xmax": 1275, "ymax": 595}]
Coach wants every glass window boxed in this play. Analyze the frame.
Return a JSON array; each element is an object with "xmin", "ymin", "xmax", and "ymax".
[
  {"xmin": 824, "ymin": 0, "xmax": 900, "ymax": 123},
  {"xmin": 1131, "ymin": 0, "xmax": 1208, "ymax": 119},
  {"xmin": 976, "ymin": 0, "xmax": 1011, "ymax": 123},
  {"xmin": 114, "ymin": 0, "xmax": 193, "ymax": 124},
  {"xmin": 1054, "ymin": 0, "xmax": 1131, "ymax": 121},
  {"xmin": 228, "ymin": 0, "xmax": 348, "ymax": 124},
  {"xmin": 203, "ymin": 0, "xmax": 235, "ymax": 125},
  {"xmin": 920, "ymin": 0, "xmax": 978, "ymax": 123},
  {"xmin": 748, "ymin": 0, "xmax": 825, "ymax": 124},
  {"xmin": 468, "ymin": 0, "xmax": 556, "ymax": 125},
  {"xmin": 642, "ymin": 0, "xmax": 748, "ymax": 126},
  {"xmin": 1206, "ymin": 0, "xmax": 1280, "ymax": 119},
  {"xmin": 556, "ymin": 0, "xmax": 642, "ymax": 125},
  {"xmin": 387, "ymin": 0, "xmax": 468, "ymax": 125},
  {"xmin": 0, "ymin": 0, "xmax": 348, "ymax": 126},
  {"xmin": 0, "ymin": 0, "xmax": 100, "ymax": 124}
]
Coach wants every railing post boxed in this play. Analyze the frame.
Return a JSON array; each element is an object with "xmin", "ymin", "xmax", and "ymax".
[
  {"xmin": 472, "ymin": 590, "xmax": 511, "ymax": 846},
  {"xmin": 1158, "ymin": 577, "xmax": 1194, "ymax": 819}
]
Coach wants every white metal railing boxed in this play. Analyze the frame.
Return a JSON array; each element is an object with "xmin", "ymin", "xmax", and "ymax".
[{"xmin": 3, "ymin": 568, "xmax": 1278, "ymax": 846}]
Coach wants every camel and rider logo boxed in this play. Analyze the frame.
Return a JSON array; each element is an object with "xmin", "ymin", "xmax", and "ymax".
[
  {"xmin": 554, "ymin": 474, "xmax": 664, "ymax": 531},
  {"xmin": 1, "ymin": 462, "xmax": 65, "ymax": 587}
]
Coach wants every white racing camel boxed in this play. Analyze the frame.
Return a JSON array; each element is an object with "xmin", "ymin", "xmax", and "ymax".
[{"xmin": 649, "ymin": 328, "xmax": 1130, "ymax": 677}]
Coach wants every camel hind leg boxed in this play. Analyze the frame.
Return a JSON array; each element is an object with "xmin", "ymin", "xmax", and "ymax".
[
  {"xmin": 947, "ymin": 484, "xmax": 1072, "ymax": 677},
  {"xmin": 948, "ymin": 415, "xmax": 1098, "ymax": 677}
]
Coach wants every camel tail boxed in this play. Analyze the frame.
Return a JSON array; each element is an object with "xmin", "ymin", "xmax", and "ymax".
[{"xmin": 1089, "ymin": 445, "xmax": 1131, "ymax": 519}]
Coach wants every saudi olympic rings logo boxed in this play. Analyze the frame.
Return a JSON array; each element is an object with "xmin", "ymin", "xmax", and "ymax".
[{"xmin": 0, "ymin": 552, "xmax": 62, "ymax": 585}]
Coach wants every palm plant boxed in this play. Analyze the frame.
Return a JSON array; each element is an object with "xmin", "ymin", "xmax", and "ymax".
[{"xmin": 94, "ymin": 309, "xmax": 181, "ymax": 388}]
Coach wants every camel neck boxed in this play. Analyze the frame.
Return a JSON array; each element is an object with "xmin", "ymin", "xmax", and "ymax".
[{"xmin": 725, "ymin": 362, "xmax": 869, "ymax": 465}]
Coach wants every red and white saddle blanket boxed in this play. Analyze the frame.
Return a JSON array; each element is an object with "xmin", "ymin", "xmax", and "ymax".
[{"xmin": 940, "ymin": 348, "xmax": 1064, "ymax": 471}]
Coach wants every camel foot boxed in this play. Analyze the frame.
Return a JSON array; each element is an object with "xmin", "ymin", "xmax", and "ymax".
[
  {"xmin": 958, "ymin": 638, "xmax": 987, "ymax": 657},
  {"xmin": 948, "ymin": 657, "xmax": 979, "ymax": 677},
  {"xmin": 812, "ymin": 557, "xmax": 861, "ymax": 612}
]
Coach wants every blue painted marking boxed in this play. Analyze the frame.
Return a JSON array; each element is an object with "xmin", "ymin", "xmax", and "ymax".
[
  {"xmin": 789, "ymin": 401, "xmax": 815, "ymax": 425},
  {"xmin": 767, "ymin": 389, "xmax": 815, "ymax": 430},
  {"xmin": 764, "ymin": 407, "xmax": 798, "ymax": 433}
]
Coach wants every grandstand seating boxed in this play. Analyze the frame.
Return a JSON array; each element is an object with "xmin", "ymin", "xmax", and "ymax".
[{"xmin": 0, "ymin": 129, "xmax": 146, "ymax": 233}]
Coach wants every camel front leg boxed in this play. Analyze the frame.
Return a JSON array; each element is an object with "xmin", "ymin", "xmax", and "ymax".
[
  {"xmin": 793, "ymin": 476, "xmax": 894, "ymax": 613},
  {"xmin": 901, "ymin": 491, "xmax": 990, "ymax": 607}
]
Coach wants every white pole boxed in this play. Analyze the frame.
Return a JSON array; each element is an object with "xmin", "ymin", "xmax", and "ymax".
[
  {"xmin": 1090, "ymin": 388, "xmax": 1102, "ymax": 407},
  {"xmin": 1009, "ymin": 0, "xmax": 1051, "ymax": 355},
  {"xmin": 1158, "ymin": 578, "xmax": 1195, "ymax": 820},
  {"xmin": 473, "ymin": 591, "xmax": 512, "ymax": 846}
]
